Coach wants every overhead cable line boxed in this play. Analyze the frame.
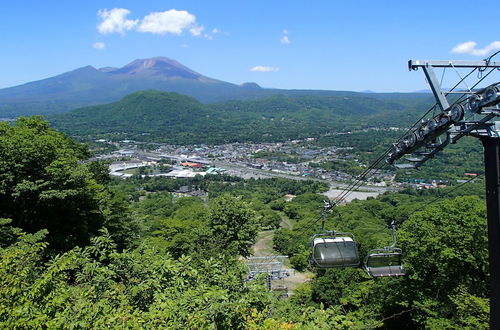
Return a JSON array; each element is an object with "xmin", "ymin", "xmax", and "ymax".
[
  {"xmin": 330, "ymin": 61, "xmax": 497, "ymax": 211},
  {"xmin": 331, "ymin": 67, "xmax": 481, "ymax": 206}
]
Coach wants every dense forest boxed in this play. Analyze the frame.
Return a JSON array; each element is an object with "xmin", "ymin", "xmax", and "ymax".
[
  {"xmin": 0, "ymin": 117, "xmax": 489, "ymax": 328},
  {"xmin": 49, "ymin": 90, "xmax": 431, "ymax": 144}
]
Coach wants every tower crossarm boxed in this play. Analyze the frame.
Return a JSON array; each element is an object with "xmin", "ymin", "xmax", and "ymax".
[{"xmin": 408, "ymin": 59, "xmax": 500, "ymax": 70}]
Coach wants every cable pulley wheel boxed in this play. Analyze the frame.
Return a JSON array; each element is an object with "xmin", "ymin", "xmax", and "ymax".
[
  {"xmin": 467, "ymin": 95, "xmax": 482, "ymax": 114},
  {"xmin": 449, "ymin": 104, "xmax": 465, "ymax": 123},
  {"xmin": 484, "ymin": 85, "xmax": 500, "ymax": 104},
  {"xmin": 403, "ymin": 133, "xmax": 417, "ymax": 148},
  {"xmin": 425, "ymin": 118, "xmax": 438, "ymax": 133}
]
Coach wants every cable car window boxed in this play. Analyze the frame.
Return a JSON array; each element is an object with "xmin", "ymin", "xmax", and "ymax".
[
  {"xmin": 364, "ymin": 251, "xmax": 405, "ymax": 277},
  {"xmin": 366, "ymin": 253, "xmax": 402, "ymax": 268}
]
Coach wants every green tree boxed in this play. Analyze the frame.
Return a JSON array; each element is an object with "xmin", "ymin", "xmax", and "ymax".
[
  {"xmin": 207, "ymin": 195, "xmax": 259, "ymax": 257},
  {"xmin": 0, "ymin": 117, "xmax": 134, "ymax": 250},
  {"xmin": 395, "ymin": 195, "xmax": 489, "ymax": 326},
  {"xmin": 0, "ymin": 224, "xmax": 282, "ymax": 329}
]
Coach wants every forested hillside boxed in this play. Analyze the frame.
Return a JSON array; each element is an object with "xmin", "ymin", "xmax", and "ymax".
[
  {"xmin": 0, "ymin": 117, "xmax": 489, "ymax": 328},
  {"xmin": 49, "ymin": 90, "xmax": 431, "ymax": 144}
]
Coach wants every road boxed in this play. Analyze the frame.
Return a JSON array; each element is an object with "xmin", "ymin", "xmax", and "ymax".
[{"xmin": 213, "ymin": 160, "xmax": 395, "ymax": 199}]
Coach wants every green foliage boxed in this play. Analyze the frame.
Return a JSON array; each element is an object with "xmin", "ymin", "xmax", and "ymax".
[
  {"xmin": 259, "ymin": 209, "xmax": 281, "ymax": 229},
  {"xmin": 447, "ymin": 286, "xmax": 489, "ymax": 329},
  {"xmin": 207, "ymin": 195, "xmax": 259, "ymax": 258},
  {"xmin": 85, "ymin": 160, "xmax": 111, "ymax": 185},
  {"xmin": 143, "ymin": 196, "xmax": 207, "ymax": 258},
  {"xmin": 0, "ymin": 117, "xmax": 491, "ymax": 328},
  {"xmin": 312, "ymin": 268, "xmax": 367, "ymax": 309},
  {"xmin": 399, "ymin": 196, "xmax": 488, "ymax": 296},
  {"xmin": 2, "ymin": 225, "xmax": 363, "ymax": 329},
  {"xmin": 131, "ymin": 192, "xmax": 261, "ymax": 259},
  {"xmin": 50, "ymin": 91, "xmax": 432, "ymax": 144},
  {"xmin": 0, "ymin": 218, "xmax": 21, "ymax": 247},
  {"xmin": 289, "ymin": 250, "xmax": 310, "ymax": 271},
  {"xmin": 391, "ymin": 196, "xmax": 489, "ymax": 326},
  {"xmin": 0, "ymin": 117, "xmax": 137, "ymax": 251}
]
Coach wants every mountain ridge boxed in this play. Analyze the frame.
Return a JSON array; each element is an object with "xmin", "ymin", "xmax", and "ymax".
[
  {"xmin": 0, "ymin": 56, "xmax": 430, "ymax": 117},
  {"xmin": 49, "ymin": 89, "xmax": 431, "ymax": 145}
]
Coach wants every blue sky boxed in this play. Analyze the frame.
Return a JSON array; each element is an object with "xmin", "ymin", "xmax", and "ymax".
[{"xmin": 1, "ymin": 0, "xmax": 499, "ymax": 92}]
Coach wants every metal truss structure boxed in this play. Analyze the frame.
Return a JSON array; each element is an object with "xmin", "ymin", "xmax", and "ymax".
[
  {"xmin": 386, "ymin": 58, "xmax": 500, "ymax": 328},
  {"xmin": 245, "ymin": 256, "xmax": 290, "ymax": 291},
  {"xmin": 387, "ymin": 59, "xmax": 500, "ymax": 168}
]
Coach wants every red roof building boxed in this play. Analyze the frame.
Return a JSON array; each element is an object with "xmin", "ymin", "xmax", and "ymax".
[{"xmin": 180, "ymin": 161, "xmax": 204, "ymax": 168}]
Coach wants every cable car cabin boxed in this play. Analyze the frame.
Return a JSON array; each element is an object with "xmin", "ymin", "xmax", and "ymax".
[
  {"xmin": 310, "ymin": 234, "xmax": 360, "ymax": 268},
  {"xmin": 364, "ymin": 249, "xmax": 405, "ymax": 277}
]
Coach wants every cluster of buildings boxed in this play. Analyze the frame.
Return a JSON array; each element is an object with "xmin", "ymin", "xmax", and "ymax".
[
  {"xmin": 402, "ymin": 179, "xmax": 450, "ymax": 190},
  {"xmin": 153, "ymin": 142, "xmax": 380, "ymax": 183},
  {"xmin": 109, "ymin": 159, "xmax": 225, "ymax": 179},
  {"xmin": 95, "ymin": 138, "xmax": 394, "ymax": 185}
]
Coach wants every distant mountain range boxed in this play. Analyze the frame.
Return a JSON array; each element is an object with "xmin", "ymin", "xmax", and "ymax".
[{"xmin": 0, "ymin": 56, "xmax": 430, "ymax": 117}]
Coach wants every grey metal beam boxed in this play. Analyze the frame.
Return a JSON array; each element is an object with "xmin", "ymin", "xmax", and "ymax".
[
  {"xmin": 409, "ymin": 59, "xmax": 500, "ymax": 69},
  {"xmin": 480, "ymin": 137, "xmax": 500, "ymax": 329},
  {"xmin": 422, "ymin": 65, "xmax": 450, "ymax": 110},
  {"xmin": 451, "ymin": 114, "xmax": 497, "ymax": 143},
  {"xmin": 394, "ymin": 164, "xmax": 415, "ymax": 169}
]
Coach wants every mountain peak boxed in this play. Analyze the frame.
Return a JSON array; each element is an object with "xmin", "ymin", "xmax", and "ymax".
[
  {"xmin": 240, "ymin": 82, "xmax": 262, "ymax": 89},
  {"xmin": 99, "ymin": 66, "xmax": 118, "ymax": 73},
  {"xmin": 109, "ymin": 56, "xmax": 203, "ymax": 80}
]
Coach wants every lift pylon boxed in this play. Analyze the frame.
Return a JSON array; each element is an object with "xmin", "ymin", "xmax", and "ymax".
[
  {"xmin": 389, "ymin": 58, "xmax": 500, "ymax": 328},
  {"xmin": 481, "ymin": 136, "xmax": 500, "ymax": 328}
]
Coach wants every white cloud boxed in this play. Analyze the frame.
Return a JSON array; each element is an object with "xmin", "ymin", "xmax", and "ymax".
[
  {"xmin": 189, "ymin": 25, "xmax": 204, "ymax": 36},
  {"xmin": 97, "ymin": 8, "xmax": 138, "ymax": 35},
  {"xmin": 451, "ymin": 41, "xmax": 500, "ymax": 56},
  {"xmin": 97, "ymin": 8, "xmax": 215, "ymax": 39},
  {"xmin": 280, "ymin": 29, "xmax": 290, "ymax": 44},
  {"xmin": 250, "ymin": 66, "xmax": 280, "ymax": 72},
  {"xmin": 280, "ymin": 35, "xmax": 290, "ymax": 44},
  {"xmin": 180, "ymin": 44, "xmax": 189, "ymax": 48},
  {"xmin": 138, "ymin": 9, "xmax": 196, "ymax": 35},
  {"xmin": 92, "ymin": 42, "xmax": 106, "ymax": 50},
  {"xmin": 203, "ymin": 28, "xmax": 222, "ymax": 39}
]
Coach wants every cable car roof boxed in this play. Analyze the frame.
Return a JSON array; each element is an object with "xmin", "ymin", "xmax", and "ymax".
[
  {"xmin": 368, "ymin": 251, "xmax": 402, "ymax": 257},
  {"xmin": 313, "ymin": 236, "xmax": 355, "ymax": 244}
]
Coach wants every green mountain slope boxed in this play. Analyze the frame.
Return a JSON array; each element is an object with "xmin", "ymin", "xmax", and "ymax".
[
  {"xmin": 50, "ymin": 91, "xmax": 213, "ymax": 139},
  {"xmin": 50, "ymin": 90, "xmax": 432, "ymax": 144}
]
